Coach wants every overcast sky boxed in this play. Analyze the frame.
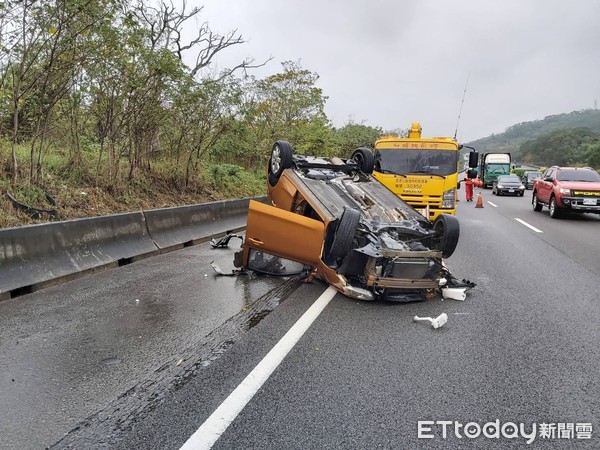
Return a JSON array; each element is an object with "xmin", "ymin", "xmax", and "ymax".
[{"xmin": 198, "ymin": 0, "xmax": 600, "ymax": 142}]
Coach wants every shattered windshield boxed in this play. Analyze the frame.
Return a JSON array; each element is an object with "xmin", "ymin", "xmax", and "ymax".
[{"xmin": 374, "ymin": 149, "xmax": 458, "ymax": 176}]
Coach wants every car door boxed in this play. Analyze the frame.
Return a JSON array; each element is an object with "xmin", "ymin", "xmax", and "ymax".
[
  {"xmin": 538, "ymin": 168, "xmax": 554, "ymax": 202},
  {"xmin": 244, "ymin": 199, "xmax": 325, "ymax": 267}
]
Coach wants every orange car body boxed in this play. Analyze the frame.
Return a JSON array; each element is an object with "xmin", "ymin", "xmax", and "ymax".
[{"xmin": 239, "ymin": 142, "xmax": 462, "ymax": 301}]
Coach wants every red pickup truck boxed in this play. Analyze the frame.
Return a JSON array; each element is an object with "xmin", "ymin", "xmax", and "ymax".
[{"xmin": 532, "ymin": 166, "xmax": 600, "ymax": 218}]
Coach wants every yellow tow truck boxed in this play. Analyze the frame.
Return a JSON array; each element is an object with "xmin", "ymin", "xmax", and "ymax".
[{"xmin": 371, "ymin": 122, "xmax": 460, "ymax": 220}]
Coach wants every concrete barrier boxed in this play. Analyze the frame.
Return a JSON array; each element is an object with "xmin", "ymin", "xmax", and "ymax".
[
  {"xmin": 0, "ymin": 196, "xmax": 267, "ymax": 300},
  {"xmin": 144, "ymin": 197, "xmax": 259, "ymax": 250},
  {"xmin": 0, "ymin": 212, "xmax": 157, "ymax": 298}
]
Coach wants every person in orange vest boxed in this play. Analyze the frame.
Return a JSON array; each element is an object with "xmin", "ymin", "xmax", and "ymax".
[{"xmin": 464, "ymin": 174, "xmax": 475, "ymax": 201}]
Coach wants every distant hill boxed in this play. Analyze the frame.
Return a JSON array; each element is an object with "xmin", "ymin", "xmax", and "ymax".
[{"xmin": 464, "ymin": 109, "xmax": 600, "ymax": 161}]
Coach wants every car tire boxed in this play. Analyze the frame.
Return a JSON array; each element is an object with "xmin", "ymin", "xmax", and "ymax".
[
  {"xmin": 549, "ymin": 196, "xmax": 562, "ymax": 219},
  {"xmin": 268, "ymin": 141, "xmax": 293, "ymax": 186},
  {"xmin": 532, "ymin": 193, "xmax": 543, "ymax": 211},
  {"xmin": 432, "ymin": 214, "xmax": 460, "ymax": 259},
  {"xmin": 351, "ymin": 147, "xmax": 375, "ymax": 174},
  {"xmin": 331, "ymin": 208, "xmax": 361, "ymax": 258}
]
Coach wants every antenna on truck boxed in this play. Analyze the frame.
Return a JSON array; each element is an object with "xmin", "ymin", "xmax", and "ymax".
[{"xmin": 453, "ymin": 72, "xmax": 470, "ymax": 140}]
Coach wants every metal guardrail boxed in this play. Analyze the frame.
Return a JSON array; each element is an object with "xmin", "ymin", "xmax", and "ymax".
[{"xmin": 0, "ymin": 196, "xmax": 266, "ymax": 301}]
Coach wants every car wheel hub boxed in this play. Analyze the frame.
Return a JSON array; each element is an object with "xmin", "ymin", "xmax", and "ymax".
[{"xmin": 271, "ymin": 147, "xmax": 281, "ymax": 173}]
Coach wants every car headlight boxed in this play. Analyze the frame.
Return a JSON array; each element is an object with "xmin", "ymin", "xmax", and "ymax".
[
  {"xmin": 442, "ymin": 188, "xmax": 455, "ymax": 208},
  {"xmin": 496, "ymin": 184, "xmax": 504, "ymax": 188},
  {"xmin": 519, "ymin": 185, "xmax": 525, "ymax": 189},
  {"xmin": 559, "ymin": 188, "xmax": 571, "ymax": 195}
]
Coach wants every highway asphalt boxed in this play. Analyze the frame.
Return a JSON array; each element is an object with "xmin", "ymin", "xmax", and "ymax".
[{"xmin": 2, "ymin": 187, "xmax": 599, "ymax": 449}]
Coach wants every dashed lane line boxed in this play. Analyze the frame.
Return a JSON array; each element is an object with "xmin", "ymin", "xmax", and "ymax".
[{"xmin": 515, "ymin": 218, "xmax": 543, "ymax": 233}]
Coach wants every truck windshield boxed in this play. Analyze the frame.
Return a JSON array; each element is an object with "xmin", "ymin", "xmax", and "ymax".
[
  {"xmin": 485, "ymin": 164, "xmax": 510, "ymax": 175},
  {"xmin": 374, "ymin": 149, "xmax": 457, "ymax": 177}
]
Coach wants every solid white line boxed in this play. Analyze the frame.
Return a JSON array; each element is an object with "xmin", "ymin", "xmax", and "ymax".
[
  {"xmin": 487, "ymin": 201, "xmax": 498, "ymax": 207},
  {"xmin": 179, "ymin": 285, "xmax": 338, "ymax": 450},
  {"xmin": 514, "ymin": 218, "xmax": 543, "ymax": 233}
]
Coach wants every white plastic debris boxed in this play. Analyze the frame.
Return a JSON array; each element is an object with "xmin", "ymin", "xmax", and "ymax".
[
  {"xmin": 438, "ymin": 277, "xmax": 448, "ymax": 287},
  {"xmin": 209, "ymin": 261, "xmax": 240, "ymax": 277},
  {"xmin": 413, "ymin": 313, "xmax": 448, "ymax": 329},
  {"xmin": 441, "ymin": 287, "xmax": 467, "ymax": 301},
  {"xmin": 210, "ymin": 261, "xmax": 225, "ymax": 275}
]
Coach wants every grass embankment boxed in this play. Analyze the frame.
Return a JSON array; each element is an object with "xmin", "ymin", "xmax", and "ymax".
[{"xmin": 0, "ymin": 144, "xmax": 266, "ymax": 229}]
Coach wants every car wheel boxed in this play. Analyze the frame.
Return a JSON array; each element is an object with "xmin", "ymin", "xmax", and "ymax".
[
  {"xmin": 432, "ymin": 214, "xmax": 460, "ymax": 259},
  {"xmin": 532, "ymin": 193, "xmax": 543, "ymax": 211},
  {"xmin": 331, "ymin": 208, "xmax": 361, "ymax": 258},
  {"xmin": 268, "ymin": 141, "xmax": 293, "ymax": 186},
  {"xmin": 351, "ymin": 147, "xmax": 375, "ymax": 174},
  {"xmin": 549, "ymin": 196, "xmax": 562, "ymax": 219}
]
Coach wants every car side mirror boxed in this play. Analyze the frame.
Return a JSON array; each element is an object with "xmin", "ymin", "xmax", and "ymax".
[{"xmin": 544, "ymin": 176, "xmax": 553, "ymax": 182}]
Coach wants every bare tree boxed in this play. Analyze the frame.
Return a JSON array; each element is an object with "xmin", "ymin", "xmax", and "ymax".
[{"xmin": 133, "ymin": 0, "xmax": 270, "ymax": 80}]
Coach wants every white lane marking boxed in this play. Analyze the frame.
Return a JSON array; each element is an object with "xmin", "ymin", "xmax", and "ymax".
[
  {"xmin": 514, "ymin": 218, "xmax": 543, "ymax": 233},
  {"xmin": 487, "ymin": 201, "xmax": 498, "ymax": 207},
  {"xmin": 180, "ymin": 285, "xmax": 338, "ymax": 450}
]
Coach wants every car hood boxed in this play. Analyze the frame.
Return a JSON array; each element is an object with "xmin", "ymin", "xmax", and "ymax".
[{"xmin": 557, "ymin": 181, "xmax": 600, "ymax": 191}]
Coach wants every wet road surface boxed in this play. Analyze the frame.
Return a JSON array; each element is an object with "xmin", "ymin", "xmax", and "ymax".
[{"xmin": 2, "ymin": 188, "xmax": 600, "ymax": 449}]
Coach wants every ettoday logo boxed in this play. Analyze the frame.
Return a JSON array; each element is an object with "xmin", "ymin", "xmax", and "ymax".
[{"xmin": 418, "ymin": 420, "xmax": 593, "ymax": 444}]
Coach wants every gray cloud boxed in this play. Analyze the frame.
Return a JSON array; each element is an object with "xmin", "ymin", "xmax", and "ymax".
[{"xmin": 200, "ymin": 0, "xmax": 600, "ymax": 142}]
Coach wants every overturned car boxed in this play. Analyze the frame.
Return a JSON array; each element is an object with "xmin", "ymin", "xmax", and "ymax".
[{"xmin": 235, "ymin": 141, "xmax": 464, "ymax": 302}]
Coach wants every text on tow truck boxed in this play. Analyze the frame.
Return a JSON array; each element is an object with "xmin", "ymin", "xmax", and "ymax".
[{"xmin": 372, "ymin": 122, "xmax": 460, "ymax": 220}]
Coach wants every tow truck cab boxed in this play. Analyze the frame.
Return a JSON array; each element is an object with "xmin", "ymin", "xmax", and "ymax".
[{"xmin": 372, "ymin": 123, "xmax": 460, "ymax": 221}]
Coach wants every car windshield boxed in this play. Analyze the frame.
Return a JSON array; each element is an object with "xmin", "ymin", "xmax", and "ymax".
[
  {"xmin": 556, "ymin": 169, "xmax": 600, "ymax": 182},
  {"xmin": 526, "ymin": 172, "xmax": 541, "ymax": 179},
  {"xmin": 374, "ymin": 149, "xmax": 458, "ymax": 176},
  {"xmin": 497, "ymin": 175, "xmax": 520, "ymax": 182}
]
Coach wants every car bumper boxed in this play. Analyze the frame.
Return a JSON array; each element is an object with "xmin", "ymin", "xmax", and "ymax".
[
  {"xmin": 321, "ymin": 251, "xmax": 444, "ymax": 302},
  {"xmin": 560, "ymin": 197, "xmax": 600, "ymax": 213},
  {"xmin": 497, "ymin": 188, "xmax": 524, "ymax": 195}
]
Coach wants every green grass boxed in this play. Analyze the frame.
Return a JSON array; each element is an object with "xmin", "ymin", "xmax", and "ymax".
[
  {"xmin": 205, "ymin": 164, "xmax": 266, "ymax": 197},
  {"xmin": 0, "ymin": 139, "xmax": 269, "ymax": 228}
]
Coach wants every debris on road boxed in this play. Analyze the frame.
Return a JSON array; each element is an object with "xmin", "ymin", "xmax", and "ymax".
[
  {"xmin": 413, "ymin": 313, "xmax": 448, "ymax": 329},
  {"xmin": 210, "ymin": 234, "xmax": 243, "ymax": 248},
  {"xmin": 441, "ymin": 287, "xmax": 467, "ymax": 301},
  {"xmin": 210, "ymin": 261, "xmax": 243, "ymax": 277}
]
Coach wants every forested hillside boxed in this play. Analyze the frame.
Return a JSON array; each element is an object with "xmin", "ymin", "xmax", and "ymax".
[{"xmin": 465, "ymin": 109, "xmax": 600, "ymax": 161}]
